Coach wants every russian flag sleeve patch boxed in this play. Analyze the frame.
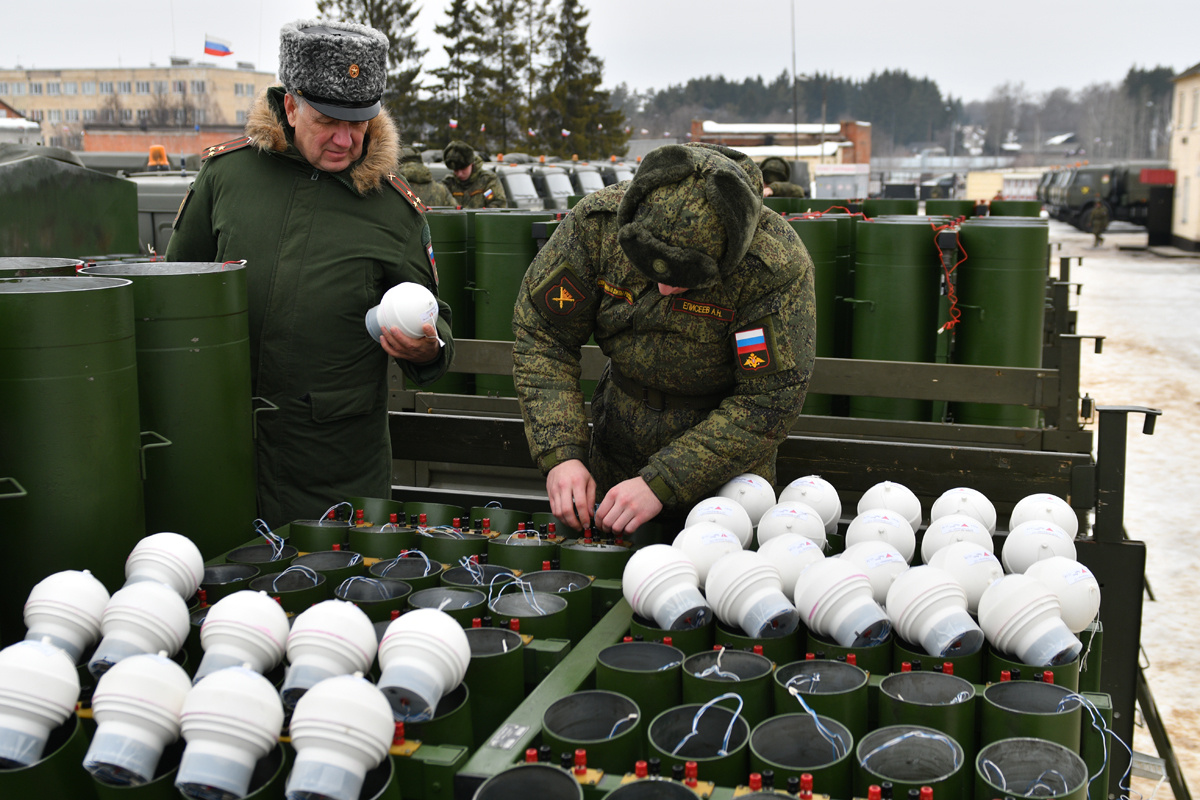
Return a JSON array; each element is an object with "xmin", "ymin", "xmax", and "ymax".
[{"xmin": 734, "ymin": 321, "xmax": 779, "ymax": 374}]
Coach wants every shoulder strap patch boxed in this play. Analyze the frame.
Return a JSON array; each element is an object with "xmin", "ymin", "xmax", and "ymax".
[
  {"xmin": 387, "ymin": 173, "xmax": 428, "ymax": 214},
  {"xmin": 201, "ymin": 136, "xmax": 253, "ymax": 161}
]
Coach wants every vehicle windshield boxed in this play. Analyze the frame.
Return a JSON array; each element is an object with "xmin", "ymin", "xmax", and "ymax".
[
  {"xmin": 543, "ymin": 172, "xmax": 573, "ymax": 196},
  {"xmin": 503, "ymin": 171, "xmax": 539, "ymax": 201},
  {"xmin": 575, "ymin": 171, "xmax": 605, "ymax": 193}
]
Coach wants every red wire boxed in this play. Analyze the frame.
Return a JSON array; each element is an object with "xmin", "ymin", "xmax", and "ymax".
[{"xmin": 930, "ymin": 221, "xmax": 968, "ymax": 333}]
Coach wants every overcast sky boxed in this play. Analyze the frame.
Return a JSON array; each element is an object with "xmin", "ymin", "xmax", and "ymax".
[{"xmin": 2, "ymin": 0, "xmax": 1197, "ymax": 104}]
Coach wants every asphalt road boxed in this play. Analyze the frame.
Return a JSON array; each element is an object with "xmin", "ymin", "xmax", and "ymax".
[{"xmin": 1059, "ymin": 217, "xmax": 1200, "ymax": 800}]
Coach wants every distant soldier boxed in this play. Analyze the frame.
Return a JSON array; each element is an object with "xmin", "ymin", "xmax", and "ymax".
[
  {"xmin": 1090, "ymin": 203, "xmax": 1109, "ymax": 247},
  {"xmin": 398, "ymin": 146, "xmax": 455, "ymax": 207},
  {"xmin": 759, "ymin": 156, "xmax": 806, "ymax": 198},
  {"xmin": 442, "ymin": 140, "xmax": 506, "ymax": 209}
]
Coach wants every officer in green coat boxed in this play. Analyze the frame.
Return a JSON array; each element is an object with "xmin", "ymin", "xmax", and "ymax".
[
  {"xmin": 167, "ymin": 19, "xmax": 455, "ymax": 526},
  {"xmin": 759, "ymin": 156, "xmax": 807, "ymax": 198},
  {"xmin": 512, "ymin": 143, "xmax": 816, "ymax": 536},
  {"xmin": 399, "ymin": 146, "xmax": 455, "ymax": 207},
  {"xmin": 442, "ymin": 140, "xmax": 507, "ymax": 209}
]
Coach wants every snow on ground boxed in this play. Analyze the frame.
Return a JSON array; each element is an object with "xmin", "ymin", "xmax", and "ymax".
[{"xmin": 1057, "ymin": 218, "xmax": 1200, "ymax": 800}]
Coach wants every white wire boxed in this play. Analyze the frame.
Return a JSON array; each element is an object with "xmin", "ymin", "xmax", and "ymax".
[
  {"xmin": 1058, "ymin": 691, "xmax": 1131, "ymax": 800},
  {"xmin": 338, "ymin": 576, "xmax": 387, "ymax": 598},
  {"xmin": 608, "ymin": 712, "xmax": 638, "ymax": 739},
  {"xmin": 980, "ymin": 757, "xmax": 1007, "ymax": 789},
  {"xmin": 458, "ymin": 555, "xmax": 484, "ymax": 584},
  {"xmin": 787, "ymin": 686, "xmax": 847, "ymax": 758},
  {"xmin": 321, "ymin": 501, "xmax": 351, "ymax": 522},
  {"xmin": 252, "ymin": 518, "xmax": 285, "ymax": 560},
  {"xmin": 858, "ymin": 729, "xmax": 957, "ymax": 771},
  {"xmin": 671, "ymin": 693, "xmax": 743, "ymax": 757},
  {"xmin": 695, "ymin": 646, "xmax": 741, "ymax": 681},
  {"xmin": 273, "ymin": 564, "xmax": 319, "ymax": 590}
]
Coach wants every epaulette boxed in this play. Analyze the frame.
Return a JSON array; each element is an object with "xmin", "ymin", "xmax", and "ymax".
[
  {"xmin": 201, "ymin": 136, "xmax": 253, "ymax": 161},
  {"xmin": 387, "ymin": 173, "xmax": 428, "ymax": 214}
]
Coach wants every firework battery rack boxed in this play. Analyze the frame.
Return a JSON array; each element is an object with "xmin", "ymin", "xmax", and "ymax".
[{"xmin": 383, "ymin": 252, "xmax": 1184, "ymax": 800}]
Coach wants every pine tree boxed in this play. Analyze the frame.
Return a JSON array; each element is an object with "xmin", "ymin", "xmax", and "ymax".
[
  {"xmin": 315, "ymin": 0, "xmax": 426, "ymax": 130},
  {"xmin": 515, "ymin": 0, "xmax": 553, "ymax": 152},
  {"xmin": 534, "ymin": 0, "xmax": 627, "ymax": 159},
  {"xmin": 428, "ymin": 0, "xmax": 480, "ymax": 149},
  {"xmin": 471, "ymin": 0, "xmax": 527, "ymax": 155}
]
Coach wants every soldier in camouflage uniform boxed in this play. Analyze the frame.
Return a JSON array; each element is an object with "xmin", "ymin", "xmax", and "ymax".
[
  {"xmin": 398, "ymin": 146, "xmax": 455, "ymax": 207},
  {"xmin": 759, "ymin": 156, "xmax": 806, "ymax": 198},
  {"xmin": 1090, "ymin": 202, "xmax": 1109, "ymax": 247},
  {"xmin": 512, "ymin": 142, "xmax": 816, "ymax": 536},
  {"xmin": 442, "ymin": 140, "xmax": 506, "ymax": 209}
]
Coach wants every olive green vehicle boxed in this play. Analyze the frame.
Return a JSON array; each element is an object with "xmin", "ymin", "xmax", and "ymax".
[{"xmin": 1046, "ymin": 161, "xmax": 1168, "ymax": 230}]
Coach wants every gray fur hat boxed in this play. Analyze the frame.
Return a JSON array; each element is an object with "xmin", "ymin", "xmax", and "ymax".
[
  {"xmin": 279, "ymin": 19, "xmax": 389, "ymax": 121},
  {"xmin": 617, "ymin": 143, "xmax": 762, "ymax": 289}
]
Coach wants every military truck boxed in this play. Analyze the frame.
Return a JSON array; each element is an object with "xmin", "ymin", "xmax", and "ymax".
[{"xmin": 1046, "ymin": 161, "xmax": 1169, "ymax": 230}]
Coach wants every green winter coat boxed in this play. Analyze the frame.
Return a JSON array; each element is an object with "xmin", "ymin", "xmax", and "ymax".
[
  {"xmin": 166, "ymin": 87, "xmax": 454, "ymax": 526},
  {"xmin": 399, "ymin": 160, "xmax": 456, "ymax": 207},
  {"xmin": 511, "ymin": 166, "xmax": 815, "ymax": 513},
  {"xmin": 442, "ymin": 155, "xmax": 507, "ymax": 209}
]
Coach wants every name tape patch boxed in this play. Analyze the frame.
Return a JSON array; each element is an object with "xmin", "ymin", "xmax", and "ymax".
[{"xmin": 672, "ymin": 297, "xmax": 734, "ymax": 322}]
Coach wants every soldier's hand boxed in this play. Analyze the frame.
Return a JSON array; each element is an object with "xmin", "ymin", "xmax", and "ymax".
[
  {"xmin": 762, "ymin": 185, "xmax": 774, "ymax": 197},
  {"xmin": 381, "ymin": 323, "xmax": 441, "ymax": 364},
  {"xmin": 596, "ymin": 477, "xmax": 663, "ymax": 536},
  {"xmin": 546, "ymin": 460, "xmax": 596, "ymax": 531}
]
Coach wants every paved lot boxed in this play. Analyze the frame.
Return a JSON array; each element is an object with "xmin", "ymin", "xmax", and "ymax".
[{"xmin": 1057, "ymin": 218, "xmax": 1200, "ymax": 800}]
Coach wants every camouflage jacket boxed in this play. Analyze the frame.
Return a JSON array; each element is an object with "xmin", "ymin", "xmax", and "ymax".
[
  {"xmin": 767, "ymin": 180, "xmax": 807, "ymax": 198},
  {"xmin": 511, "ymin": 183, "xmax": 816, "ymax": 511},
  {"xmin": 398, "ymin": 160, "xmax": 456, "ymax": 207},
  {"xmin": 442, "ymin": 155, "xmax": 507, "ymax": 209}
]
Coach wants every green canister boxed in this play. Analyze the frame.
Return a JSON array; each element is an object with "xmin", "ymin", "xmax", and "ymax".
[
  {"xmin": 489, "ymin": 590, "xmax": 569, "ymax": 640},
  {"xmin": 543, "ymin": 690, "xmax": 643, "ymax": 776},
  {"xmin": 748, "ymin": 713, "xmax": 853, "ymax": 798},
  {"xmin": 369, "ymin": 553, "xmax": 445, "ymax": 592},
  {"xmin": 682, "ymin": 649, "xmax": 775, "ymax": 727},
  {"xmin": 979, "ymin": 681, "xmax": 1082, "ymax": 750},
  {"xmin": 648, "ymin": 701, "xmax": 751, "ymax": 788},
  {"xmin": 463, "ymin": 628, "xmax": 525, "ymax": 749},
  {"xmin": 408, "ymin": 587, "xmax": 487, "ymax": 627},
  {"xmin": 855, "ymin": 724, "xmax": 966, "ymax": 799},
  {"xmin": 975, "ymin": 738, "xmax": 1089, "ymax": 800},
  {"xmin": 877, "ymin": 672, "xmax": 977, "ymax": 765},
  {"xmin": 774, "ymin": 659, "xmax": 870, "ymax": 742},
  {"xmin": 630, "ymin": 613, "xmax": 714, "ymax": 656},
  {"xmin": 597, "ymin": 642, "xmax": 685, "ymax": 729},
  {"xmin": 522, "ymin": 570, "xmax": 593, "ymax": 643},
  {"xmin": 473, "ymin": 763, "xmax": 582, "ymax": 800}
]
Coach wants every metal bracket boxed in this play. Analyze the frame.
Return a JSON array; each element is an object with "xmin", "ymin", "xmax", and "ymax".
[
  {"xmin": 138, "ymin": 430, "xmax": 173, "ymax": 480},
  {"xmin": 251, "ymin": 396, "xmax": 280, "ymax": 440},
  {"xmin": 1093, "ymin": 405, "xmax": 1162, "ymax": 543}
]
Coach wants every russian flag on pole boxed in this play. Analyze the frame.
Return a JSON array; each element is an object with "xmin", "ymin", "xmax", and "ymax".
[{"xmin": 204, "ymin": 36, "xmax": 233, "ymax": 57}]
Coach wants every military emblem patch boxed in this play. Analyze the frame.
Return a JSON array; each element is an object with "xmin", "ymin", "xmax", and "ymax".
[
  {"xmin": 533, "ymin": 266, "xmax": 592, "ymax": 320},
  {"xmin": 735, "ymin": 326, "xmax": 773, "ymax": 373}
]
